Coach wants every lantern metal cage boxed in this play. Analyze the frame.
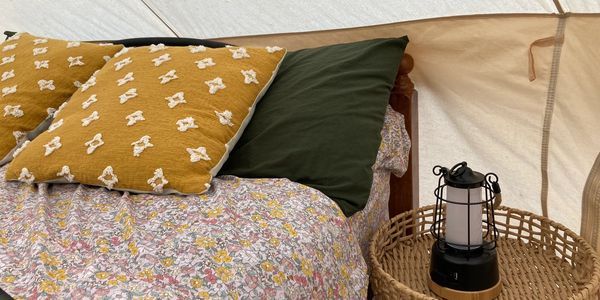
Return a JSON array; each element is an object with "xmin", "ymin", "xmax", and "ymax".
[
  {"xmin": 428, "ymin": 162, "xmax": 503, "ymax": 299},
  {"xmin": 431, "ymin": 163, "xmax": 501, "ymax": 252}
]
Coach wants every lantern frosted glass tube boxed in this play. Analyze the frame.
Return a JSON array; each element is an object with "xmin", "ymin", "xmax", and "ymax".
[{"xmin": 445, "ymin": 186, "xmax": 483, "ymax": 248}]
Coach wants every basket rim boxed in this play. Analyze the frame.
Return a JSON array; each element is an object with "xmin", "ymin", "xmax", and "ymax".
[{"xmin": 369, "ymin": 204, "xmax": 600, "ymax": 299}]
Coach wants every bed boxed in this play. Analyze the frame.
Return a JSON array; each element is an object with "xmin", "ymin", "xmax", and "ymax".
[{"xmin": 0, "ymin": 32, "xmax": 417, "ymax": 299}]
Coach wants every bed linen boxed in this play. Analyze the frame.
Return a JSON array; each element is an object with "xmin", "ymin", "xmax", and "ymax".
[
  {"xmin": 347, "ymin": 106, "xmax": 410, "ymax": 261},
  {"xmin": 0, "ymin": 167, "xmax": 368, "ymax": 299},
  {"xmin": 0, "ymin": 106, "xmax": 409, "ymax": 299}
]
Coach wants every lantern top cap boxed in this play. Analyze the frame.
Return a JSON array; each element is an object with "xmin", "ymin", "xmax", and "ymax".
[{"xmin": 443, "ymin": 162, "xmax": 485, "ymax": 189}]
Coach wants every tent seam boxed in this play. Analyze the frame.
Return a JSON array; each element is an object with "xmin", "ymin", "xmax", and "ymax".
[
  {"xmin": 139, "ymin": 0, "xmax": 181, "ymax": 37},
  {"xmin": 540, "ymin": 16, "xmax": 567, "ymax": 218}
]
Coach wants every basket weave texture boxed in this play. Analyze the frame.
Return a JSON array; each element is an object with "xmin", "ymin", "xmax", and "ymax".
[{"xmin": 369, "ymin": 205, "xmax": 600, "ymax": 299}]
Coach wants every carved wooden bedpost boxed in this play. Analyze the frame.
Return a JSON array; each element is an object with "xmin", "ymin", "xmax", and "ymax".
[{"xmin": 388, "ymin": 54, "xmax": 419, "ymax": 218}]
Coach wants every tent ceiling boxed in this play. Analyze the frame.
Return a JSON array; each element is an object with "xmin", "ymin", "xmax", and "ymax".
[
  {"xmin": 145, "ymin": 0, "xmax": 558, "ymax": 38},
  {"xmin": 560, "ymin": 0, "xmax": 600, "ymax": 13},
  {"xmin": 1, "ymin": 0, "xmax": 175, "ymax": 40},
  {"xmin": 4, "ymin": 0, "xmax": 599, "ymax": 40}
]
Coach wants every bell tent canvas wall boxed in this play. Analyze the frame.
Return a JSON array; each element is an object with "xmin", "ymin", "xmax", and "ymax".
[{"xmin": 2, "ymin": 0, "xmax": 599, "ymax": 231}]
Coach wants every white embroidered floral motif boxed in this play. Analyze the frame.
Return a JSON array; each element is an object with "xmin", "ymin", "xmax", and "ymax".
[
  {"xmin": 33, "ymin": 38, "xmax": 48, "ymax": 45},
  {"xmin": 38, "ymin": 79, "xmax": 55, "ymax": 91},
  {"xmin": 229, "ymin": 47, "xmax": 250, "ymax": 59},
  {"xmin": 98, "ymin": 166, "xmax": 118, "ymax": 189},
  {"xmin": 126, "ymin": 110, "xmax": 145, "ymax": 126},
  {"xmin": 2, "ymin": 44, "xmax": 16, "ymax": 52},
  {"xmin": 1, "ymin": 55, "xmax": 15, "ymax": 65},
  {"xmin": 32, "ymin": 47, "xmax": 48, "ymax": 56},
  {"xmin": 114, "ymin": 57, "xmax": 132, "ymax": 71},
  {"xmin": 54, "ymin": 102, "xmax": 68, "ymax": 117},
  {"xmin": 13, "ymin": 131, "xmax": 26, "ymax": 144},
  {"xmin": 215, "ymin": 110, "xmax": 234, "ymax": 126},
  {"xmin": 73, "ymin": 81, "xmax": 82, "ymax": 88},
  {"xmin": 187, "ymin": 147, "xmax": 211, "ymax": 162},
  {"xmin": 241, "ymin": 69, "xmax": 259, "ymax": 84},
  {"xmin": 80, "ymin": 76, "xmax": 96, "ymax": 92},
  {"xmin": 147, "ymin": 168, "xmax": 168, "ymax": 193},
  {"xmin": 67, "ymin": 56, "xmax": 84, "ymax": 67},
  {"xmin": 6, "ymin": 34, "xmax": 20, "ymax": 41},
  {"xmin": 103, "ymin": 56, "xmax": 111, "ymax": 62},
  {"xmin": 99, "ymin": 43, "xmax": 113, "ymax": 46},
  {"xmin": 266, "ymin": 46, "xmax": 283, "ymax": 53},
  {"xmin": 34, "ymin": 60, "xmax": 49, "ymax": 69},
  {"xmin": 82, "ymin": 94, "xmax": 98, "ymax": 109},
  {"xmin": 131, "ymin": 135, "xmax": 154, "ymax": 157},
  {"xmin": 44, "ymin": 136, "xmax": 62, "ymax": 156},
  {"xmin": 114, "ymin": 47, "xmax": 129, "ymax": 58},
  {"xmin": 3, "ymin": 104, "xmax": 23, "ymax": 117},
  {"xmin": 205, "ymin": 77, "xmax": 226, "ymax": 94},
  {"xmin": 165, "ymin": 91, "xmax": 186, "ymax": 108},
  {"xmin": 1, "ymin": 70, "xmax": 14, "ymax": 81},
  {"xmin": 81, "ymin": 111, "xmax": 99, "ymax": 127},
  {"xmin": 119, "ymin": 88, "xmax": 138, "ymax": 104},
  {"xmin": 1, "ymin": 85, "xmax": 17, "ymax": 97},
  {"xmin": 48, "ymin": 118, "xmax": 63, "ymax": 132},
  {"xmin": 152, "ymin": 53, "xmax": 171, "ymax": 66},
  {"xmin": 85, "ymin": 133, "xmax": 104, "ymax": 154},
  {"xmin": 189, "ymin": 45, "xmax": 206, "ymax": 53},
  {"xmin": 116, "ymin": 72, "xmax": 134, "ymax": 86},
  {"xmin": 18, "ymin": 168, "xmax": 35, "ymax": 184},
  {"xmin": 67, "ymin": 41, "xmax": 81, "ymax": 48},
  {"xmin": 57, "ymin": 166, "xmax": 74, "ymax": 182},
  {"xmin": 46, "ymin": 107, "xmax": 56, "ymax": 116},
  {"xmin": 158, "ymin": 69, "xmax": 178, "ymax": 84},
  {"xmin": 195, "ymin": 58, "xmax": 215, "ymax": 69},
  {"xmin": 149, "ymin": 43, "xmax": 167, "ymax": 53},
  {"xmin": 176, "ymin": 117, "xmax": 198, "ymax": 132},
  {"xmin": 12, "ymin": 141, "xmax": 30, "ymax": 158}
]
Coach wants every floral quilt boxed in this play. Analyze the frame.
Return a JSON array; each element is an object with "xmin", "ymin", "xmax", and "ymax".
[{"xmin": 0, "ymin": 169, "xmax": 368, "ymax": 299}]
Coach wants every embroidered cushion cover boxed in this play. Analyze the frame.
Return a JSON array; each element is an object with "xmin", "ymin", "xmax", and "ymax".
[
  {"xmin": 6, "ymin": 44, "xmax": 286, "ymax": 194},
  {"xmin": 0, "ymin": 32, "xmax": 123, "ymax": 160}
]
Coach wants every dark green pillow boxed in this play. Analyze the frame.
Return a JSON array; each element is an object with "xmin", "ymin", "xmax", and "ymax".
[{"xmin": 219, "ymin": 37, "xmax": 409, "ymax": 216}]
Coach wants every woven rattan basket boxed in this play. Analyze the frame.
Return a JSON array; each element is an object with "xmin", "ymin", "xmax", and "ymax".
[{"xmin": 370, "ymin": 205, "xmax": 600, "ymax": 299}]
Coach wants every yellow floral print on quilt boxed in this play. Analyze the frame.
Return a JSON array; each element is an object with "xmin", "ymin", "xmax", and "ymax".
[
  {"xmin": 0, "ymin": 32, "xmax": 123, "ymax": 159},
  {"xmin": 6, "ymin": 44, "xmax": 286, "ymax": 194}
]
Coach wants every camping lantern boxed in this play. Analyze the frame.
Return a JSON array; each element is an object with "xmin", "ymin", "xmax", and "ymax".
[{"xmin": 428, "ymin": 162, "xmax": 502, "ymax": 300}]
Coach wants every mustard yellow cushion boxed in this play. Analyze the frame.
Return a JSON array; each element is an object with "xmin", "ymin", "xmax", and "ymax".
[
  {"xmin": 7, "ymin": 44, "xmax": 286, "ymax": 194},
  {"xmin": 0, "ymin": 32, "xmax": 123, "ymax": 159}
]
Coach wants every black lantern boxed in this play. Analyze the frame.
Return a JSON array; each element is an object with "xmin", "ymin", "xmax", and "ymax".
[{"xmin": 428, "ymin": 162, "xmax": 502, "ymax": 300}]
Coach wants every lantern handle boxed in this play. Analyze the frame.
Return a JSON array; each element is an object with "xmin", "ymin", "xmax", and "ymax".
[
  {"xmin": 486, "ymin": 173, "xmax": 502, "ymax": 208},
  {"xmin": 449, "ymin": 161, "xmax": 468, "ymax": 177},
  {"xmin": 432, "ymin": 165, "xmax": 448, "ymax": 176}
]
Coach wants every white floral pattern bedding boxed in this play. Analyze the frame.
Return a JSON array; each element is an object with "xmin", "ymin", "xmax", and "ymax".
[
  {"xmin": 348, "ymin": 106, "xmax": 411, "ymax": 262},
  {"xmin": 0, "ymin": 170, "xmax": 368, "ymax": 299},
  {"xmin": 0, "ymin": 106, "xmax": 409, "ymax": 299}
]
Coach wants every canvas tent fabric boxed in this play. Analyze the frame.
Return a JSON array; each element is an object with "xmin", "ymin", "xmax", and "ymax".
[{"xmin": 1, "ymin": 0, "xmax": 599, "ymax": 232}]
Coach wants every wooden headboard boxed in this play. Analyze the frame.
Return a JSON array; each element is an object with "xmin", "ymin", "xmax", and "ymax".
[{"xmin": 388, "ymin": 54, "xmax": 418, "ymax": 218}]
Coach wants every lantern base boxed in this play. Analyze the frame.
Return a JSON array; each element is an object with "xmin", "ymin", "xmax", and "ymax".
[
  {"xmin": 429, "ymin": 241, "xmax": 501, "ymax": 298},
  {"xmin": 428, "ymin": 276, "xmax": 502, "ymax": 300}
]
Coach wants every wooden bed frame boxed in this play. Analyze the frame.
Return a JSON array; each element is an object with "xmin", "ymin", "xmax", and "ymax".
[{"xmin": 389, "ymin": 54, "xmax": 418, "ymax": 218}]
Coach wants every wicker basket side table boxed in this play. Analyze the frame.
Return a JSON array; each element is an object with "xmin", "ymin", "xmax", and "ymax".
[{"xmin": 369, "ymin": 205, "xmax": 600, "ymax": 299}]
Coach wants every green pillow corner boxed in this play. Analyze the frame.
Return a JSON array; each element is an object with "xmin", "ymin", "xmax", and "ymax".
[{"xmin": 220, "ymin": 36, "xmax": 409, "ymax": 216}]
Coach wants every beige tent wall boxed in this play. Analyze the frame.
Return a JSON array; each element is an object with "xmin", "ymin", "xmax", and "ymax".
[
  {"xmin": 217, "ymin": 14, "xmax": 597, "ymax": 231},
  {"xmin": 549, "ymin": 15, "xmax": 600, "ymax": 230}
]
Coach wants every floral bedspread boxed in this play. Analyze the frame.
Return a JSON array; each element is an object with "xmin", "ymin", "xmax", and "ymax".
[{"xmin": 0, "ymin": 168, "xmax": 368, "ymax": 299}]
